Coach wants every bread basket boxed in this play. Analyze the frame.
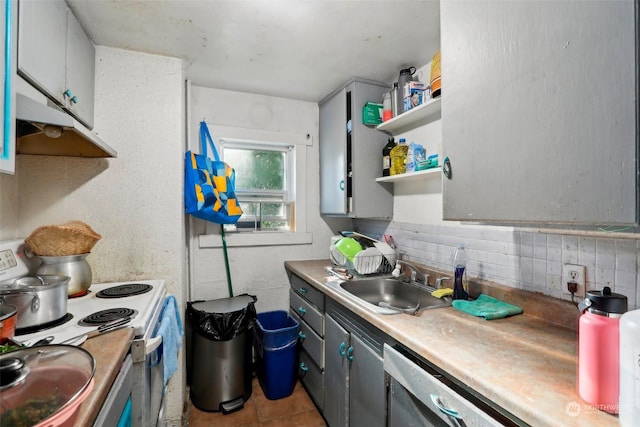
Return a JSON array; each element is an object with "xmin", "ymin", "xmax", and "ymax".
[{"xmin": 25, "ymin": 221, "xmax": 102, "ymax": 256}]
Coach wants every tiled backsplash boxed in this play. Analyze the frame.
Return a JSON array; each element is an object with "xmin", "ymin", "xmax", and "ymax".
[{"xmin": 355, "ymin": 220, "xmax": 640, "ymax": 310}]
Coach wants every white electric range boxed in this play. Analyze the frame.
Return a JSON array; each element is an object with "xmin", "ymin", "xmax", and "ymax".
[
  {"xmin": 0, "ymin": 239, "xmax": 168, "ymax": 427},
  {"xmin": 14, "ymin": 279, "xmax": 167, "ymax": 345}
]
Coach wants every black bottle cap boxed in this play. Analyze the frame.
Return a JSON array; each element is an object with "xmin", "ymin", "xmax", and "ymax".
[{"xmin": 586, "ymin": 286, "xmax": 628, "ymax": 314}]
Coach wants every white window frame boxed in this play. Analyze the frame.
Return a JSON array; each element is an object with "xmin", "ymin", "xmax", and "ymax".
[
  {"xmin": 222, "ymin": 140, "xmax": 293, "ymax": 232},
  {"xmin": 198, "ymin": 125, "xmax": 312, "ymax": 248}
]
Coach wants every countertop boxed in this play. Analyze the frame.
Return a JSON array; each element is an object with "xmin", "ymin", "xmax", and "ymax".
[
  {"xmin": 285, "ymin": 259, "xmax": 620, "ymax": 427},
  {"xmin": 73, "ymin": 327, "xmax": 134, "ymax": 427}
]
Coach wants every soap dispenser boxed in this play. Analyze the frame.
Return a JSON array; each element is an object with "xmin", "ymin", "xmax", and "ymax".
[{"xmin": 452, "ymin": 243, "xmax": 469, "ymax": 300}]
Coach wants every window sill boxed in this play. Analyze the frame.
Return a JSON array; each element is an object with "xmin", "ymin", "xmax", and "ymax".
[{"xmin": 199, "ymin": 232, "xmax": 313, "ymax": 248}]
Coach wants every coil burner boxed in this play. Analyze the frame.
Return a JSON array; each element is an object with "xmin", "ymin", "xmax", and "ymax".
[
  {"xmin": 78, "ymin": 307, "xmax": 137, "ymax": 327},
  {"xmin": 95, "ymin": 283, "xmax": 153, "ymax": 298}
]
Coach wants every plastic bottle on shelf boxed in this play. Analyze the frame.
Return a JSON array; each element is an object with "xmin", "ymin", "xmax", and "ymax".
[
  {"xmin": 389, "ymin": 138, "xmax": 408, "ymax": 175},
  {"xmin": 620, "ymin": 308, "xmax": 640, "ymax": 424},
  {"xmin": 382, "ymin": 92, "xmax": 392, "ymax": 122},
  {"xmin": 452, "ymin": 243, "xmax": 469, "ymax": 300},
  {"xmin": 382, "ymin": 138, "xmax": 396, "ymax": 177}
]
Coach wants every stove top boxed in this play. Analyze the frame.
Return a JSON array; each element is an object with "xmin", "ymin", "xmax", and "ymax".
[{"xmin": 15, "ymin": 279, "xmax": 167, "ymax": 345}]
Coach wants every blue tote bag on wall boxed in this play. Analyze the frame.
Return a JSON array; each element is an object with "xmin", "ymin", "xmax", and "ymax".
[{"xmin": 184, "ymin": 121, "xmax": 243, "ymax": 224}]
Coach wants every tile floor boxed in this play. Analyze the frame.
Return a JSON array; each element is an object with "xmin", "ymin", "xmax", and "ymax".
[{"xmin": 186, "ymin": 377, "xmax": 326, "ymax": 427}]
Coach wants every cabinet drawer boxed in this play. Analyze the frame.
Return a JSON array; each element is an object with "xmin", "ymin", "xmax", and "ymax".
[
  {"xmin": 290, "ymin": 289, "xmax": 324, "ymax": 337},
  {"xmin": 290, "ymin": 310, "xmax": 324, "ymax": 369},
  {"xmin": 299, "ymin": 350, "xmax": 324, "ymax": 411},
  {"xmin": 289, "ymin": 273, "xmax": 325, "ymax": 311}
]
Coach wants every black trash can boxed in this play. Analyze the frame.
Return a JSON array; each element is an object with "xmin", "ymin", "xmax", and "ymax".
[
  {"xmin": 254, "ymin": 310, "xmax": 300, "ymax": 400},
  {"xmin": 186, "ymin": 294, "xmax": 257, "ymax": 413}
]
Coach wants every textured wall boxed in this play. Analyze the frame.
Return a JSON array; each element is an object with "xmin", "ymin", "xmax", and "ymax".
[{"xmin": 11, "ymin": 47, "xmax": 187, "ymax": 424}]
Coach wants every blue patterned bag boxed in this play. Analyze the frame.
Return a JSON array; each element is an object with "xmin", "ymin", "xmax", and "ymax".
[{"xmin": 184, "ymin": 122, "xmax": 243, "ymax": 224}]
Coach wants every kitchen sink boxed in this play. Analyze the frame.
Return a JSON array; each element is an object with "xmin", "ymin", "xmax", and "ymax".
[{"xmin": 336, "ymin": 277, "xmax": 451, "ymax": 315}]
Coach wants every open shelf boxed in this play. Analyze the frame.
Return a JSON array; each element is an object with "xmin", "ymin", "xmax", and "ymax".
[
  {"xmin": 375, "ymin": 167, "xmax": 442, "ymax": 183},
  {"xmin": 376, "ymin": 97, "xmax": 441, "ymax": 134}
]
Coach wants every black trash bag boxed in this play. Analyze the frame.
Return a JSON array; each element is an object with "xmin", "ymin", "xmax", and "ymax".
[{"xmin": 186, "ymin": 294, "xmax": 257, "ymax": 341}]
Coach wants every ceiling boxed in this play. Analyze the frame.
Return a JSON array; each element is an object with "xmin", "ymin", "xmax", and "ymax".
[{"xmin": 67, "ymin": 0, "xmax": 441, "ymax": 103}]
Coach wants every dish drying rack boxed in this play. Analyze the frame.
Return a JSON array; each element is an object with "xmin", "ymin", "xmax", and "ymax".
[{"xmin": 331, "ymin": 254, "xmax": 395, "ymax": 277}]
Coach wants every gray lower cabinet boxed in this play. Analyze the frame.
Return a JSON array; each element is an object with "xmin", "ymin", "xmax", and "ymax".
[
  {"xmin": 324, "ymin": 302, "xmax": 386, "ymax": 427},
  {"xmin": 288, "ymin": 272, "xmax": 325, "ymax": 412}
]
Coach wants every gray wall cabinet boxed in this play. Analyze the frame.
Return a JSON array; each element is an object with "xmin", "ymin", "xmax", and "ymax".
[
  {"xmin": 18, "ymin": 0, "xmax": 95, "ymax": 128},
  {"xmin": 1, "ymin": 0, "xmax": 17, "ymax": 175},
  {"xmin": 441, "ymin": 0, "xmax": 638, "ymax": 226},
  {"xmin": 319, "ymin": 78, "xmax": 393, "ymax": 219}
]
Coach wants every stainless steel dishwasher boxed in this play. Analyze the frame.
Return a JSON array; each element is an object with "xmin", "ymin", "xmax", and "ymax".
[{"xmin": 384, "ymin": 344, "xmax": 523, "ymax": 427}]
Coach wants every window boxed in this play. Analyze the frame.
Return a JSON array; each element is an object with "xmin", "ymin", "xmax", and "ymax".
[
  {"xmin": 222, "ymin": 141, "xmax": 294, "ymax": 232},
  {"xmin": 195, "ymin": 125, "xmax": 312, "ymax": 248}
]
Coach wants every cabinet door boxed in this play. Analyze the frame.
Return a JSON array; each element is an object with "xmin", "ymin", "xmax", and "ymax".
[
  {"xmin": 320, "ymin": 87, "xmax": 347, "ymax": 215},
  {"xmin": 319, "ymin": 79, "xmax": 394, "ymax": 218},
  {"xmin": 65, "ymin": 8, "xmax": 95, "ymax": 128},
  {"xmin": 349, "ymin": 333, "xmax": 385, "ymax": 427},
  {"xmin": 1, "ymin": 0, "xmax": 16, "ymax": 175},
  {"xmin": 324, "ymin": 315, "xmax": 349, "ymax": 427},
  {"xmin": 17, "ymin": 0, "xmax": 67, "ymax": 104},
  {"xmin": 441, "ymin": 0, "xmax": 637, "ymax": 225}
]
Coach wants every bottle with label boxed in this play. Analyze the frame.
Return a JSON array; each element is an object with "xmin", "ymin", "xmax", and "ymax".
[
  {"xmin": 389, "ymin": 138, "xmax": 408, "ymax": 175},
  {"xmin": 382, "ymin": 138, "xmax": 396, "ymax": 177},
  {"xmin": 452, "ymin": 243, "xmax": 469, "ymax": 300}
]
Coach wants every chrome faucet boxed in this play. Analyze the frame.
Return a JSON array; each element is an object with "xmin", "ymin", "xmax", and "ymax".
[{"xmin": 397, "ymin": 260, "xmax": 429, "ymax": 286}]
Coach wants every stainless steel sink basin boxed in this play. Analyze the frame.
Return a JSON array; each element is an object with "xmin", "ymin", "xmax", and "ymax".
[{"xmin": 337, "ymin": 277, "xmax": 451, "ymax": 314}]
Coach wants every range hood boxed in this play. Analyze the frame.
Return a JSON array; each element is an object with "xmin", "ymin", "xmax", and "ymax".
[{"xmin": 15, "ymin": 93, "xmax": 117, "ymax": 158}]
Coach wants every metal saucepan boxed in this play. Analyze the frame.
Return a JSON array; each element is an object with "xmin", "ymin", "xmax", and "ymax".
[
  {"xmin": 0, "ymin": 304, "xmax": 18, "ymax": 340},
  {"xmin": 36, "ymin": 254, "xmax": 92, "ymax": 297},
  {"xmin": 0, "ymin": 275, "xmax": 69, "ymax": 330}
]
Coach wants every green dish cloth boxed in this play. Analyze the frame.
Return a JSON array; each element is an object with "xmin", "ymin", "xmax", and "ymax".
[{"xmin": 451, "ymin": 294, "xmax": 523, "ymax": 320}]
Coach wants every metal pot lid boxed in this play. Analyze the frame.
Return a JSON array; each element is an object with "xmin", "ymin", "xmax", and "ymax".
[
  {"xmin": 586, "ymin": 286, "xmax": 628, "ymax": 314},
  {"xmin": 0, "ymin": 275, "xmax": 70, "ymax": 293},
  {"xmin": 0, "ymin": 345, "xmax": 95, "ymax": 424}
]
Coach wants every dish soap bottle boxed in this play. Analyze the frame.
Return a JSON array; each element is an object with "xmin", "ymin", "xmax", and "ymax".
[
  {"xmin": 452, "ymin": 243, "xmax": 469, "ymax": 300},
  {"xmin": 390, "ymin": 138, "xmax": 408, "ymax": 175},
  {"xmin": 382, "ymin": 138, "xmax": 396, "ymax": 177}
]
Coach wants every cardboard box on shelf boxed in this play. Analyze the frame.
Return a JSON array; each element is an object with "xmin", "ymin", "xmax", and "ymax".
[{"xmin": 403, "ymin": 81, "xmax": 427, "ymax": 112}]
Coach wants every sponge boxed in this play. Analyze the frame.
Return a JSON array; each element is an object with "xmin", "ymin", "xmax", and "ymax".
[{"xmin": 431, "ymin": 288, "xmax": 453, "ymax": 299}]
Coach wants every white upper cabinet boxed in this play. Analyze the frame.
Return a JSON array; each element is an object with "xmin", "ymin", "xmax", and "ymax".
[
  {"xmin": 18, "ymin": 0, "xmax": 95, "ymax": 128},
  {"xmin": 441, "ymin": 1, "xmax": 637, "ymax": 226}
]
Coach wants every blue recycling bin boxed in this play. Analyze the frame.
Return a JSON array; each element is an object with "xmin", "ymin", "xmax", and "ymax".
[{"xmin": 254, "ymin": 311, "xmax": 300, "ymax": 400}]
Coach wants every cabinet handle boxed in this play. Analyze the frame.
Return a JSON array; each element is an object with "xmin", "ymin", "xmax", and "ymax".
[
  {"xmin": 64, "ymin": 89, "xmax": 73, "ymax": 98},
  {"xmin": 339, "ymin": 342, "xmax": 347, "ymax": 358},
  {"xmin": 70, "ymin": 96, "xmax": 78, "ymax": 104},
  {"xmin": 430, "ymin": 394, "xmax": 462, "ymax": 419},
  {"xmin": 299, "ymin": 287, "xmax": 308, "ymax": 294},
  {"xmin": 298, "ymin": 331, "xmax": 306, "ymax": 341},
  {"xmin": 339, "ymin": 180, "xmax": 345, "ymax": 191},
  {"xmin": 297, "ymin": 307, "xmax": 306, "ymax": 315},
  {"xmin": 299, "ymin": 362, "xmax": 309, "ymax": 372},
  {"xmin": 442, "ymin": 157, "xmax": 452, "ymax": 180},
  {"xmin": 346, "ymin": 346, "xmax": 354, "ymax": 361}
]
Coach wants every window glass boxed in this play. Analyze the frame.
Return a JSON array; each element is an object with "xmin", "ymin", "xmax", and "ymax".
[{"xmin": 223, "ymin": 143, "xmax": 293, "ymax": 232}]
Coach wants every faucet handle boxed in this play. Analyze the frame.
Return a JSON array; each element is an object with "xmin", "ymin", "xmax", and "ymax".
[{"xmin": 435, "ymin": 277, "xmax": 450, "ymax": 289}]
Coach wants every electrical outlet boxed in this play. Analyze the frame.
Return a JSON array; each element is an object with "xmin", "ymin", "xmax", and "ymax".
[{"xmin": 562, "ymin": 264, "xmax": 586, "ymax": 298}]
